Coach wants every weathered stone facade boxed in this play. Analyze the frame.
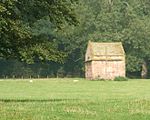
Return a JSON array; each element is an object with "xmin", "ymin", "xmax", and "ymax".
[{"xmin": 85, "ymin": 41, "xmax": 125, "ymax": 80}]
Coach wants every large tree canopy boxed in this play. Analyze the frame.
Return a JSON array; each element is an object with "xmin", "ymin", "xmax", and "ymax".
[
  {"xmin": 1, "ymin": 0, "xmax": 150, "ymax": 78},
  {"xmin": 0, "ymin": 0, "xmax": 78, "ymax": 63},
  {"xmin": 60, "ymin": 0, "xmax": 150, "ymax": 77}
]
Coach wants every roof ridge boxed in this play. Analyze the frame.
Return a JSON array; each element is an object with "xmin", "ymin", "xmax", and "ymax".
[{"xmin": 90, "ymin": 42, "xmax": 122, "ymax": 44}]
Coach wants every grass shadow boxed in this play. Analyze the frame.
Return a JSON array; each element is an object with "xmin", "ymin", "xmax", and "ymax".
[{"xmin": 0, "ymin": 98, "xmax": 79, "ymax": 103}]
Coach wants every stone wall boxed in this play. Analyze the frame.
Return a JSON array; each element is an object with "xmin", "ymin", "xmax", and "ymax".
[
  {"xmin": 90, "ymin": 60, "xmax": 125, "ymax": 80},
  {"xmin": 85, "ymin": 62, "xmax": 93, "ymax": 79}
]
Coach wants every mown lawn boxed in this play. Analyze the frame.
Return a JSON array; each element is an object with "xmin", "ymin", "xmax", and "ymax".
[{"xmin": 0, "ymin": 78, "xmax": 150, "ymax": 120}]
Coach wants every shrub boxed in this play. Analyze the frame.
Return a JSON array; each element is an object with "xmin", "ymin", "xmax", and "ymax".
[{"xmin": 114, "ymin": 76, "xmax": 128, "ymax": 81}]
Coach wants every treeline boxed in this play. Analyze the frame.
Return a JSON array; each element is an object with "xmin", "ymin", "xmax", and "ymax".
[
  {"xmin": 0, "ymin": 59, "xmax": 83, "ymax": 78},
  {"xmin": 1, "ymin": 0, "xmax": 150, "ymax": 78}
]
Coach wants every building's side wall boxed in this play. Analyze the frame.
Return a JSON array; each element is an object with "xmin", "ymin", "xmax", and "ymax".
[
  {"xmin": 85, "ymin": 62, "xmax": 93, "ymax": 79},
  {"xmin": 85, "ymin": 43, "xmax": 93, "ymax": 62},
  {"xmin": 92, "ymin": 59, "xmax": 125, "ymax": 80},
  {"xmin": 91, "ymin": 61, "xmax": 106, "ymax": 79}
]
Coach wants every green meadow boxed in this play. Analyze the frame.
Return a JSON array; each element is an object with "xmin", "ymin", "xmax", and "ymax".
[{"xmin": 0, "ymin": 79, "xmax": 150, "ymax": 120}]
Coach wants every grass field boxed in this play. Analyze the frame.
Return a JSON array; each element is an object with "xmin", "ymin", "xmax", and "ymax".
[{"xmin": 0, "ymin": 78, "xmax": 150, "ymax": 120}]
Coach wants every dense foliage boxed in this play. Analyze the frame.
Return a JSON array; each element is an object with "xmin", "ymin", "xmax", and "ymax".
[
  {"xmin": 1, "ymin": 0, "xmax": 150, "ymax": 78},
  {"xmin": 0, "ymin": 0, "xmax": 78, "ymax": 63}
]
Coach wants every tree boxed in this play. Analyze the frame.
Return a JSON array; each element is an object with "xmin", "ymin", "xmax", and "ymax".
[
  {"xmin": 67, "ymin": 0, "xmax": 150, "ymax": 77},
  {"xmin": 0, "ymin": 0, "xmax": 78, "ymax": 63},
  {"xmin": 1, "ymin": 0, "xmax": 150, "ymax": 78}
]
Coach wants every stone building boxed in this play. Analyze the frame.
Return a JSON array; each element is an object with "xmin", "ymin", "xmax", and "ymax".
[{"xmin": 85, "ymin": 41, "xmax": 125, "ymax": 80}]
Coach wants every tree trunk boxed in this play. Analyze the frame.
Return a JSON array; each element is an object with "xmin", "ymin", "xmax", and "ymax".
[{"xmin": 141, "ymin": 61, "xmax": 148, "ymax": 79}]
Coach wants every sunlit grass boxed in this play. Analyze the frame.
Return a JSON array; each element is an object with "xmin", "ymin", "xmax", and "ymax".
[{"xmin": 0, "ymin": 78, "xmax": 150, "ymax": 120}]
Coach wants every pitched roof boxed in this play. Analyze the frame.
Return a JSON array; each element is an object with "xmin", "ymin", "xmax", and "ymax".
[
  {"xmin": 91, "ymin": 42, "xmax": 125, "ymax": 56},
  {"xmin": 85, "ymin": 41, "xmax": 125, "ymax": 62}
]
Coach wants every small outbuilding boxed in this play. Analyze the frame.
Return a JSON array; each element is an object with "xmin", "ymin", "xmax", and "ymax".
[{"xmin": 85, "ymin": 41, "xmax": 125, "ymax": 80}]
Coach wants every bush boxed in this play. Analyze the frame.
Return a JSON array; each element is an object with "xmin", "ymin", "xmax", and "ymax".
[{"xmin": 114, "ymin": 76, "xmax": 128, "ymax": 81}]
